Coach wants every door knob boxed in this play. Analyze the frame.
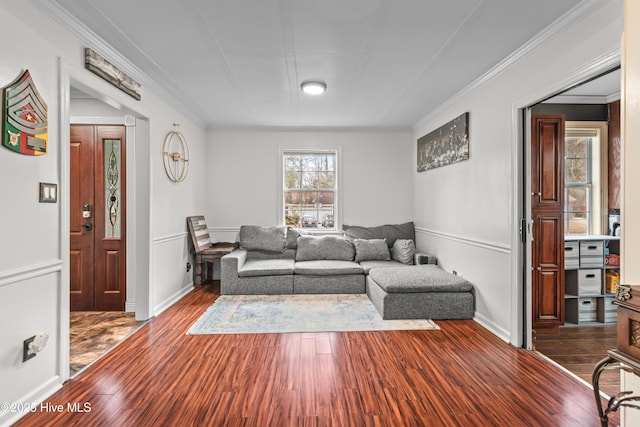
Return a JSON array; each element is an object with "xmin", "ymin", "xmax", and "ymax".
[{"xmin": 83, "ymin": 222, "xmax": 93, "ymax": 231}]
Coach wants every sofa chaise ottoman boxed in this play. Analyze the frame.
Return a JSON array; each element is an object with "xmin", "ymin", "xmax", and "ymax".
[{"xmin": 366, "ymin": 265, "xmax": 475, "ymax": 320}]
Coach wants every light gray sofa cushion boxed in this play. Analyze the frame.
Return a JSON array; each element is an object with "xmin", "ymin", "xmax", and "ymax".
[
  {"xmin": 238, "ymin": 259, "xmax": 295, "ymax": 277},
  {"xmin": 343, "ymin": 222, "xmax": 415, "ymax": 247},
  {"xmin": 353, "ymin": 238, "xmax": 390, "ymax": 262},
  {"xmin": 295, "ymin": 235, "xmax": 355, "ymax": 261},
  {"xmin": 368, "ymin": 265, "xmax": 473, "ymax": 293},
  {"xmin": 239, "ymin": 225, "xmax": 286, "ymax": 252},
  {"xmin": 294, "ymin": 260, "xmax": 363, "ymax": 275},
  {"xmin": 359, "ymin": 260, "xmax": 407, "ymax": 274},
  {"xmin": 391, "ymin": 239, "xmax": 415, "ymax": 265}
]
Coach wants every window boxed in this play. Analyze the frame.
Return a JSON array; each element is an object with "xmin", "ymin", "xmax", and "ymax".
[
  {"xmin": 282, "ymin": 150, "xmax": 336, "ymax": 230},
  {"xmin": 564, "ymin": 122, "xmax": 606, "ymax": 235}
]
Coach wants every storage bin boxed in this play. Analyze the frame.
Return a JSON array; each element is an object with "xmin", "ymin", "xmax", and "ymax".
[
  {"xmin": 578, "ymin": 298, "xmax": 598, "ymax": 323},
  {"xmin": 564, "ymin": 241, "xmax": 579, "ymax": 269},
  {"xmin": 578, "ymin": 269, "xmax": 601, "ymax": 295},
  {"xmin": 580, "ymin": 241, "xmax": 604, "ymax": 268},
  {"xmin": 598, "ymin": 297, "xmax": 617, "ymax": 323}
]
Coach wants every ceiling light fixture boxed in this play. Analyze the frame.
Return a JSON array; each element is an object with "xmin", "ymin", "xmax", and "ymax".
[{"xmin": 301, "ymin": 81, "xmax": 327, "ymax": 95}]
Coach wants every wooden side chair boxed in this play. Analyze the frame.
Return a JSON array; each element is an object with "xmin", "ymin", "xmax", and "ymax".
[{"xmin": 186, "ymin": 216, "xmax": 238, "ymax": 286}]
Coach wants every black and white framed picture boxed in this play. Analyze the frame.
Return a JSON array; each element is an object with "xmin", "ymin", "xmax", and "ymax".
[{"xmin": 417, "ymin": 112, "xmax": 469, "ymax": 172}]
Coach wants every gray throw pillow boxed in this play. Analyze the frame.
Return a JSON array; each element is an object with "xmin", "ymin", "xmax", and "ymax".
[
  {"xmin": 285, "ymin": 228, "xmax": 305, "ymax": 249},
  {"xmin": 391, "ymin": 239, "xmax": 415, "ymax": 265},
  {"xmin": 353, "ymin": 239, "xmax": 391, "ymax": 262},
  {"xmin": 239, "ymin": 225, "xmax": 286, "ymax": 252},
  {"xmin": 295, "ymin": 235, "xmax": 355, "ymax": 261},
  {"xmin": 343, "ymin": 222, "xmax": 415, "ymax": 247}
]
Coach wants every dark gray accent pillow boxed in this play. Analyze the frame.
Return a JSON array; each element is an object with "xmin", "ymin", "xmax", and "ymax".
[
  {"xmin": 343, "ymin": 222, "xmax": 415, "ymax": 247},
  {"xmin": 295, "ymin": 235, "xmax": 355, "ymax": 261},
  {"xmin": 353, "ymin": 239, "xmax": 391, "ymax": 262},
  {"xmin": 285, "ymin": 228, "xmax": 306, "ymax": 250},
  {"xmin": 391, "ymin": 239, "xmax": 415, "ymax": 265},
  {"xmin": 239, "ymin": 225, "xmax": 286, "ymax": 252}
]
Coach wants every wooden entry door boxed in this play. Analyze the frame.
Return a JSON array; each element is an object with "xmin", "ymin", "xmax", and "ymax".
[
  {"xmin": 70, "ymin": 125, "xmax": 126, "ymax": 311},
  {"xmin": 531, "ymin": 114, "xmax": 565, "ymax": 333}
]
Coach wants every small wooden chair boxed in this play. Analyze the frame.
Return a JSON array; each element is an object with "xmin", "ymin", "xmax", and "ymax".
[{"xmin": 186, "ymin": 216, "xmax": 238, "ymax": 286}]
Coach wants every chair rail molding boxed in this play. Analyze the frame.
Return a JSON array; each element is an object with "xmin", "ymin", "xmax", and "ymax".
[
  {"xmin": 0, "ymin": 259, "xmax": 63, "ymax": 288},
  {"xmin": 415, "ymin": 227, "xmax": 510, "ymax": 254}
]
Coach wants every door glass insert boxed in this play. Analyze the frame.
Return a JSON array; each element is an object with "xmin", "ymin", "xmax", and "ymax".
[{"xmin": 105, "ymin": 139, "xmax": 121, "ymax": 238}]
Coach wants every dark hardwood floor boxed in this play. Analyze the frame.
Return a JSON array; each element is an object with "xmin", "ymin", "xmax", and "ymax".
[
  {"xmin": 535, "ymin": 324, "xmax": 619, "ymax": 398},
  {"xmin": 15, "ymin": 282, "xmax": 618, "ymax": 426}
]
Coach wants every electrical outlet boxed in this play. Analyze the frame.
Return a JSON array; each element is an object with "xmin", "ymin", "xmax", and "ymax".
[
  {"xmin": 186, "ymin": 262, "xmax": 192, "ymax": 272},
  {"xmin": 23, "ymin": 336, "xmax": 36, "ymax": 362}
]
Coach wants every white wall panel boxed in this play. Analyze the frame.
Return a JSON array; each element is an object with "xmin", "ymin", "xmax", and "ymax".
[
  {"xmin": 0, "ymin": 1, "xmax": 209, "ymax": 424},
  {"xmin": 412, "ymin": 1, "xmax": 622, "ymax": 343},
  {"xmin": 621, "ymin": 1, "xmax": 640, "ymax": 424},
  {"xmin": 206, "ymin": 130, "xmax": 413, "ymax": 236}
]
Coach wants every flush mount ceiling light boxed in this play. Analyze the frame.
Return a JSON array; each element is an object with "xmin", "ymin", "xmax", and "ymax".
[{"xmin": 301, "ymin": 81, "xmax": 327, "ymax": 95}]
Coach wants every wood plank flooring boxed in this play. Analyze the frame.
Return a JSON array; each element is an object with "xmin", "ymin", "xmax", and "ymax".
[
  {"xmin": 15, "ymin": 283, "xmax": 619, "ymax": 426},
  {"xmin": 535, "ymin": 324, "xmax": 619, "ymax": 398}
]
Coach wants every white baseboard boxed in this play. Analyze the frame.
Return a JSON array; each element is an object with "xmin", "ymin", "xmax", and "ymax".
[
  {"xmin": 125, "ymin": 301, "xmax": 136, "ymax": 312},
  {"xmin": 0, "ymin": 376, "xmax": 62, "ymax": 427},
  {"xmin": 473, "ymin": 312, "xmax": 511, "ymax": 343},
  {"xmin": 153, "ymin": 282, "xmax": 193, "ymax": 316}
]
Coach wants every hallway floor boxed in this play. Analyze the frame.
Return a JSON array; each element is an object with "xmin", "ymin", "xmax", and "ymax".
[
  {"xmin": 535, "ymin": 324, "xmax": 619, "ymax": 397},
  {"xmin": 70, "ymin": 311, "xmax": 146, "ymax": 376}
]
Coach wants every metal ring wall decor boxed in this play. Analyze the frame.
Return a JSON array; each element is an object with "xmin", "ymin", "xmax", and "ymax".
[{"xmin": 162, "ymin": 123, "xmax": 190, "ymax": 183}]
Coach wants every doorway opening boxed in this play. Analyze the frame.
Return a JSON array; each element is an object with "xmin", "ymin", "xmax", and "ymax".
[
  {"xmin": 525, "ymin": 67, "xmax": 621, "ymax": 396},
  {"xmin": 58, "ymin": 68, "xmax": 152, "ymax": 381}
]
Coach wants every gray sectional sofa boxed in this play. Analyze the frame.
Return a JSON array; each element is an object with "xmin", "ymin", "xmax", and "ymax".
[{"xmin": 220, "ymin": 222, "xmax": 475, "ymax": 319}]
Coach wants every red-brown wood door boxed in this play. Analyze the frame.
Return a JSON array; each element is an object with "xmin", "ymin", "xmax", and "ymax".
[
  {"xmin": 531, "ymin": 114, "xmax": 565, "ymax": 333},
  {"xmin": 70, "ymin": 125, "xmax": 126, "ymax": 311}
]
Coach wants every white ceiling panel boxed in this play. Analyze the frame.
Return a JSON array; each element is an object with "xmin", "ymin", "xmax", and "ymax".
[{"xmin": 43, "ymin": 0, "xmax": 599, "ymax": 129}]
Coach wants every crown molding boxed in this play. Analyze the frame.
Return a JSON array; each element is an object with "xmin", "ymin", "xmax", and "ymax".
[
  {"xmin": 543, "ymin": 92, "xmax": 621, "ymax": 104},
  {"xmin": 30, "ymin": 0, "xmax": 207, "ymax": 129},
  {"xmin": 412, "ymin": 0, "xmax": 613, "ymax": 131}
]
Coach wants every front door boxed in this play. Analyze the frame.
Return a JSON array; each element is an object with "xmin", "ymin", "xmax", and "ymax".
[
  {"xmin": 531, "ymin": 114, "xmax": 565, "ymax": 334},
  {"xmin": 70, "ymin": 125, "xmax": 126, "ymax": 311}
]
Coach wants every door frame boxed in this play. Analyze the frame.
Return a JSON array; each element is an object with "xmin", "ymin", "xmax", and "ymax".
[
  {"xmin": 58, "ymin": 59, "xmax": 152, "ymax": 381},
  {"xmin": 69, "ymin": 121, "xmax": 130, "ymax": 312},
  {"xmin": 511, "ymin": 51, "xmax": 620, "ymax": 349}
]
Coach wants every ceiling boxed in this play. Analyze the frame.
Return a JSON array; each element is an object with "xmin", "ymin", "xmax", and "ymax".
[
  {"xmin": 544, "ymin": 68, "xmax": 621, "ymax": 104},
  {"xmin": 40, "ymin": 0, "xmax": 592, "ymax": 129}
]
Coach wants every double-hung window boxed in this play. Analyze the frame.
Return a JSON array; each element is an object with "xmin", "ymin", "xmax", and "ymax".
[
  {"xmin": 564, "ymin": 122, "xmax": 606, "ymax": 235},
  {"xmin": 282, "ymin": 150, "xmax": 337, "ymax": 230}
]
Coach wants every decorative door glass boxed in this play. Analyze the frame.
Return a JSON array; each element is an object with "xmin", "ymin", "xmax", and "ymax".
[{"xmin": 104, "ymin": 139, "xmax": 121, "ymax": 238}]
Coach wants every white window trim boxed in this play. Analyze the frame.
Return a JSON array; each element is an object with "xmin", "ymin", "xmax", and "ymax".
[
  {"xmin": 278, "ymin": 146, "xmax": 342, "ymax": 233},
  {"xmin": 565, "ymin": 121, "xmax": 608, "ymax": 235}
]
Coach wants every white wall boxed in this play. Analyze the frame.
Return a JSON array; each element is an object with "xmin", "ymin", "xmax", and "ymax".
[
  {"xmin": 0, "ymin": 2, "xmax": 208, "ymax": 425},
  {"xmin": 620, "ymin": 1, "xmax": 640, "ymax": 424},
  {"xmin": 412, "ymin": 1, "xmax": 623, "ymax": 342},
  {"xmin": 206, "ymin": 130, "xmax": 413, "ymax": 242}
]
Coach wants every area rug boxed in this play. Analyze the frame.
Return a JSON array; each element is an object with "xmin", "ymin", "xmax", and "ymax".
[{"xmin": 187, "ymin": 294, "xmax": 439, "ymax": 334}]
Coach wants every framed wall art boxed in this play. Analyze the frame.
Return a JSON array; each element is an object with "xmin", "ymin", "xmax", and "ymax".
[
  {"xmin": 1, "ymin": 69, "xmax": 48, "ymax": 155},
  {"xmin": 417, "ymin": 112, "xmax": 469, "ymax": 172}
]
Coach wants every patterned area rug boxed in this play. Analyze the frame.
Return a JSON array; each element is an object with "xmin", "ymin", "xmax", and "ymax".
[{"xmin": 187, "ymin": 294, "xmax": 439, "ymax": 334}]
